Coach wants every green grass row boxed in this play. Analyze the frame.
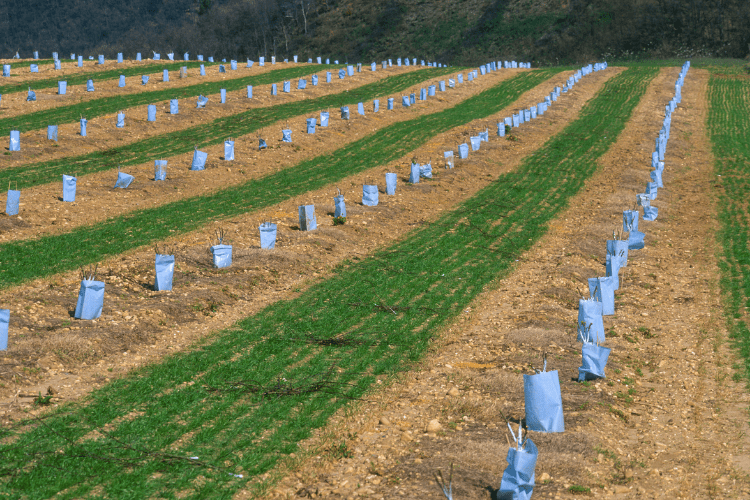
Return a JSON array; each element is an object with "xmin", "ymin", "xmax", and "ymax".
[
  {"xmin": 0, "ymin": 66, "xmax": 454, "ymax": 188},
  {"xmin": 0, "ymin": 64, "xmax": 344, "ymax": 136},
  {"xmin": 708, "ymin": 75, "xmax": 750, "ymax": 379},
  {"xmin": 0, "ymin": 69, "xmax": 556, "ymax": 289},
  {"xmin": 0, "ymin": 66, "xmax": 657, "ymax": 499},
  {"xmin": 0, "ymin": 60, "xmax": 220, "ymax": 96}
]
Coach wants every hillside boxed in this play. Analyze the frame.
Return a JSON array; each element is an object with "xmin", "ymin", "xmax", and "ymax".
[{"xmin": 1, "ymin": 0, "xmax": 749, "ymax": 66}]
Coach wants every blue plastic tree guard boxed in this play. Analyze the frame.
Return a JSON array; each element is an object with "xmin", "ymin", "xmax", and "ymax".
[
  {"xmin": 420, "ymin": 88, "xmax": 427, "ymax": 100},
  {"xmin": 371, "ymin": 62, "xmax": 376, "ymax": 71},
  {"xmin": 97, "ymin": 54, "xmax": 105, "ymax": 64},
  {"xmin": 86, "ymin": 79, "xmax": 94, "ymax": 91},
  {"xmin": 628, "ymin": 230, "xmax": 645, "ymax": 250},
  {"xmin": 259, "ymin": 57, "xmax": 264, "ymax": 66},
  {"xmin": 577, "ymin": 298, "xmax": 605, "ymax": 343},
  {"xmin": 387, "ymin": 98, "xmax": 394, "ymax": 110},
  {"xmin": 334, "ymin": 194, "xmax": 346, "ymax": 218},
  {"xmin": 231, "ymin": 60, "xmax": 237, "ymax": 70},
  {"xmin": 306, "ymin": 118, "xmax": 316, "ymax": 134},
  {"xmin": 220, "ymin": 140, "xmax": 233, "ymax": 161},
  {"xmin": 338, "ymin": 69, "xmax": 345, "ymax": 79},
  {"xmin": 118, "ymin": 75, "xmax": 125, "ymax": 87},
  {"xmin": 650, "ymin": 168, "xmax": 663, "ymax": 188},
  {"xmin": 298, "ymin": 79, "xmax": 307, "ymax": 89},
  {"xmin": 2, "ymin": 64, "xmax": 9, "ymax": 77},
  {"xmin": 154, "ymin": 160, "xmax": 167, "ymax": 181},
  {"xmin": 78, "ymin": 56, "xmax": 83, "ymax": 67},
  {"xmin": 147, "ymin": 104, "xmax": 156, "ymax": 122},
  {"xmin": 74, "ymin": 280, "xmax": 105, "ymax": 320},
  {"xmin": 191, "ymin": 148, "xmax": 208, "ymax": 170},
  {"xmin": 27, "ymin": 89, "xmax": 36, "ymax": 101},
  {"xmin": 605, "ymin": 253, "xmax": 622, "ymax": 290},
  {"xmin": 0, "ymin": 309, "xmax": 8, "ymax": 351},
  {"xmin": 512, "ymin": 114, "xmax": 520, "ymax": 128},
  {"xmin": 606, "ymin": 239, "xmax": 628, "ymax": 267},
  {"xmin": 498, "ymin": 439, "xmax": 538, "ymax": 500},
  {"xmin": 196, "ymin": 95, "xmax": 208, "ymax": 108},
  {"xmin": 163, "ymin": 69, "xmax": 169, "ymax": 82},
  {"xmin": 154, "ymin": 53, "xmax": 161, "ymax": 60},
  {"xmin": 385, "ymin": 173, "xmax": 397, "ymax": 195},
  {"xmin": 347, "ymin": 65, "xmax": 354, "ymax": 76},
  {"xmin": 480, "ymin": 129, "xmax": 489, "ymax": 142},
  {"xmin": 154, "ymin": 254, "xmax": 175, "ymax": 291},
  {"xmin": 294, "ymin": 55, "xmax": 298, "ymax": 63},
  {"xmin": 47, "ymin": 125, "xmax": 58, "ymax": 142},
  {"xmin": 458, "ymin": 143, "xmax": 469, "ymax": 159},
  {"xmin": 524, "ymin": 109, "xmax": 531, "ymax": 122},
  {"xmin": 588, "ymin": 276, "xmax": 615, "ymax": 316},
  {"xmin": 428, "ymin": 85, "xmax": 436, "ymax": 96},
  {"xmin": 373, "ymin": 99, "xmax": 379, "ymax": 112},
  {"xmin": 470, "ymin": 136, "xmax": 481, "ymax": 151},
  {"xmin": 282, "ymin": 129, "xmax": 292, "ymax": 142},
  {"xmin": 354, "ymin": 102, "xmax": 363, "ymax": 115},
  {"xmin": 271, "ymin": 84, "xmax": 277, "ymax": 95},
  {"xmin": 259, "ymin": 222, "xmax": 277, "ymax": 249},
  {"xmin": 220, "ymin": 89, "xmax": 226, "ymax": 103},
  {"xmin": 326, "ymin": 72, "xmax": 331, "ymax": 83},
  {"xmin": 419, "ymin": 163, "xmax": 433, "ymax": 178},
  {"xmin": 247, "ymin": 59, "xmax": 253, "ymax": 67},
  {"xmin": 340, "ymin": 106, "xmax": 350, "ymax": 120},
  {"xmin": 410, "ymin": 163, "xmax": 420, "ymax": 184},
  {"xmin": 9, "ymin": 131, "xmax": 20, "ymax": 151},
  {"xmin": 80, "ymin": 118, "xmax": 87, "ymax": 137},
  {"xmin": 646, "ymin": 181, "xmax": 658, "ymax": 200},
  {"xmin": 318, "ymin": 57, "xmax": 322, "ymax": 64},
  {"xmin": 142, "ymin": 75, "xmax": 149, "ymax": 85},
  {"xmin": 247, "ymin": 85, "xmax": 253, "ymax": 98},
  {"xmin": 200, "ymin": 65, "xmax": 206, "ymax": 76},
  {"xmin": 410, "ymin": 93, "xmax": 416, "ymax": 104},
  {"xmin": 643, "ymin": 206, "xmax": 659, "ymax": 221},
  {"xmin": 497, "ymin": 122, "xmax": 506, "ymax": 137},
  {"xmin": 320, "ymin": 111, "xmax": 329, "ymax": 127},
  {"xmin": 117, "ymin": 53, "xmax": 123, "ymax": 63},
  {"xmin": 402, "ymin": 96, "xmax": 410, "ymax": 107},
  {"xmin": 312, "ymin": 75, "xmax": 318, "ymax": 86},
  {"xmin": 58, "ymin": 81, "xmax": 67, "ymax": 94},
  {"xmin": 114, "ymin": 171, "xmax": 134, "ymax": 188},
  {"xmin": 185, "ymin": 53, "xmax": 189, "ymax": 61},
  {"xmin": 211, "ymin": 244, "xmax": 232, "ymax": 268},
  {"xmin": 524, "ymin": 369, "xmax": 565, "ymax": 432},
  {"xmin": 444, "ymin": 151, "xmax": 454, "ymax": 168},
  {"xmin": 362, "ymin": 185, "xmax": 379, "ymax": 206},
  {"xmin": 448, "ymin": 78, "xmax": 455, "ymax": 88},
  {"xmin": 397, "ymin": 58, "xmax": 402, "ymax": 66},
  {"xmin": 259, "ymin": 138, "xmax": 267, "ymax": 150},
  {"xmin": 136, "ymin": 53, "xmax": 141, "ymax": 61},
  {"xmin": 458, "ymin": 73, "xmax": 463, "ymax": 83},
  {"xmin": 6, "ymin": 189, "xmax": 20, "ymax": 215},
  {"xmin": 283, "ymin": 81, "xmax": 290, "ymax": 93},
  {"xmin": 579, "ymin": 343, "xmax": 611, "ymax": 382},
  {"xmin": 623, "ymin": 210, "xmax": 639, "ymax": 232},
  {"xmin": 30, "ymin": 64, "xmax": 38, "ymax": 73},
  {"xmin": 116, "ymin": 112, "xmax": 125, "ymax": 128},
  {"xmin": 170, "ymin": 99, "xmax": 178, "ymax": 114},
  {"xmin": 299, "ymin": 205, "xmax": 317, "ymax": 231},
  {"xmin": 439, "ymin": 81, "xmax": 446, "ymax": 92}
]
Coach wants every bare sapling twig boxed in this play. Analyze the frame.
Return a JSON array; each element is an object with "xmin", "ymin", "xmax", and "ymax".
[
  {"xmin": 79, "ymin": 264, "xmax": 98, "ymax": 281},
  {"xmin": 434, "ymin": 462, "xmax": 455, "ymax": 500}
]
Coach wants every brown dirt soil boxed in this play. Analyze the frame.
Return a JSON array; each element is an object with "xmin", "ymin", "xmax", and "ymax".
[
  {"xmin": 0, "ymin": 60, "xmax": 271, "ymax": 118},
  {"xmin": 242, "ymin": 68, "xmax": 750, "ymax": 499},
  {"xmin": 0, "ymin": 67, "xmax": 529, "ymax": 243},
  {"xmin": 0, "ymin": 67, "xmax": 615, "ymax": 432}
]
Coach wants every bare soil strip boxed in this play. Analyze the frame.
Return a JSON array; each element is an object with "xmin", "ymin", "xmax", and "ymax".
[
  {"xmin": 0, "ymin": 69, "xmax": 522, "ymax": 243},
  {"xmin": 0, "ymin": 68, "xmax": 616, "ymax": 435},
  {"xmin": 253, "ymin": 67, "xmax": 750, "ymax": 499}
]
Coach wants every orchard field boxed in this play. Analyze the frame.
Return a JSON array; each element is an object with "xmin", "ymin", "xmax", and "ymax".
[{"xmin": 0, "ymin": 55, "xmax": 749, "ymax": 499}]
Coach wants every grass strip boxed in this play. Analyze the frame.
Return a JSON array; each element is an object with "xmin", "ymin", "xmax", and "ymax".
[
  {"xmin": 0, "ymin": 69, "xmax": 556, "ymax": 288},
  {"xmin": 708, "ymin": 75, "xmax": 750, "ymax": 378},
  {"xmin": 0, "ymin": 66, "xmax": 455, "ymax": 188},
  {"xmin": 0, "ymin": 60, "xmax": 219, "ymax": 96},
  {"xmin": 4, "ymin": 59, "xmax": 55, "ymax": 70},
  {"xmin": 0, "ymin": 67, "xmax": 656, "ymax": 499},
  {"xmin": 0, "ymin": 64, "xmax": 340, "ymax": 136}
]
